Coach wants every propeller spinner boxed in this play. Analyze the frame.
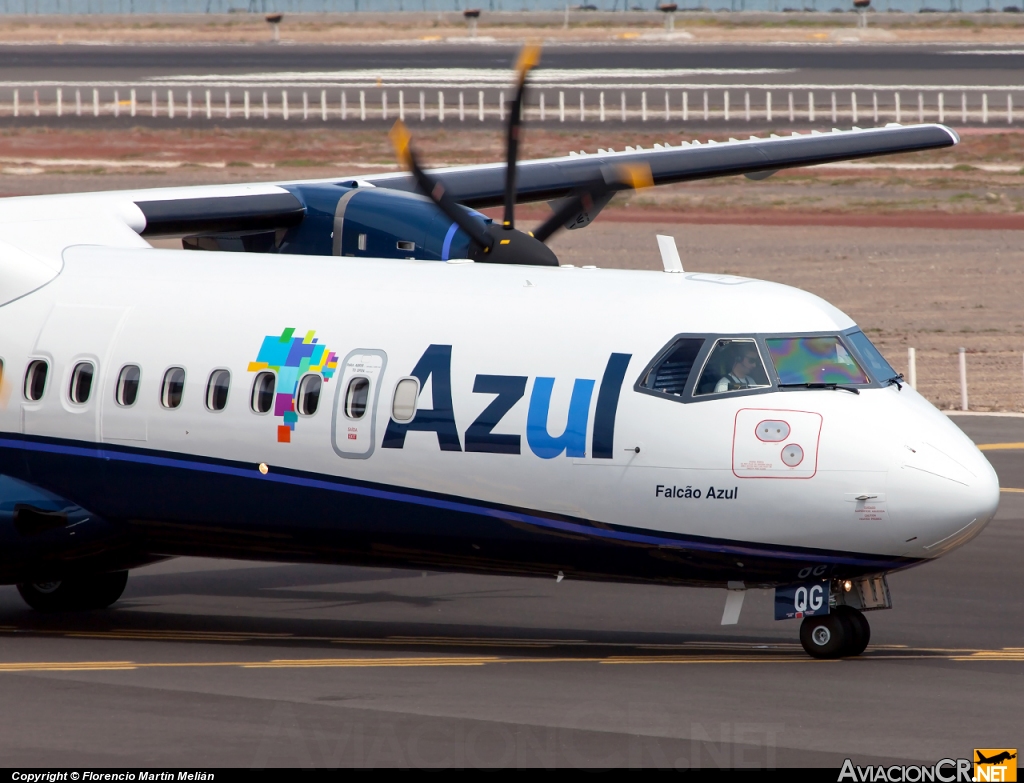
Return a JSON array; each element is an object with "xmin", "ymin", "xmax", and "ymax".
[{"xmin": 388, "ymin": 43, "xmax": 652, "ymax": 267}]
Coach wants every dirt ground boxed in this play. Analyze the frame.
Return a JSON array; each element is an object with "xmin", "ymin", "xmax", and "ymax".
[
  {"xmin": 5, "ymin": 12, "xmax": 1024, "ymax": 45},
  {"xmin": 2, "ymin": 126, "xmax": 1024, "ymax": 219},
  {"xmin": 3, "ymin": 125, "xmax": 1021, "ymax": 169},
  {"xmin": 544, "ymin": 222, "xmax": 1024, "ymax": 413},
  {"xmin": 6, "ymin": 124, "xmax": 1024, "ymax": 411}
]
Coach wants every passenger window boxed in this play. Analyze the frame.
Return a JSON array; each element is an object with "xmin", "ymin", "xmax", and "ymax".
[
  {"xmin": 115, "ymin": 365, "xmax": 141, "ymax": 407},
  {"xmin": 23, "ymin": 360, "xmax": 48, "ymax": 402},
  {"xmin": 297, "ymin": 374, "xmax": 322, "ymax": 416},
  {"xmin": 641, "ymin": 338, "xmax": 704, "ymax": 396},
  {"xmin": 206, "ymin": 369, "xmax": 231, "ymax": 412},
  {"xmin": 250, "ymin": 371, "xmax": 275, "ymax": 414},
  {"xmin": 69, "ymin": 362, "xmax": 95, "ymax": 404},
  {"xmin": 345, "ymin": 377, "xmax": 370, "ymax": 419},
  {"xmin": 161, "ymin": 367, "xmax": 186, "ymax": 409},
  {"xmin": 694, "ymin": 339, "xmax": 771, "ymax": 396},
  {"xmin": 391, "ymin": 377, "xmax": 419, "ymax": 422}
]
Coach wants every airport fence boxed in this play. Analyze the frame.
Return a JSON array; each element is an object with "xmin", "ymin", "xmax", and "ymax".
[
  {"xmin": 1, "ymin": 84, "xmax": 1023, "ymax": 127},
  {"xmin": 898, "ymin": 347, "xmax": 1024, "ymax": 413},
  {"xmin": 0, "ymin": 2, "xmax": 1013, "ymax": 15}
]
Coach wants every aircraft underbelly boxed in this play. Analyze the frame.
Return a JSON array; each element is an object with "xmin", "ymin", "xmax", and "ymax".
[{"xmin": 0, "ymin": 432, "xmax": 915, "ymax": 587}]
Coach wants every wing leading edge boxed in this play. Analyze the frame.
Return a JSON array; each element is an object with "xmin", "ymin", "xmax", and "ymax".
[
  {"xmin": 369, "ymin": 123, "xmax": 959, "ymax": 208},
  {"xmin": 132, "ymin": 124, "xmax": 957, "ymax": 237}
]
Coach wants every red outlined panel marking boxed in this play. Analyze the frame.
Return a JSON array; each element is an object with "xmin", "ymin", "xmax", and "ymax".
[{"xmin": 733, "ymin": 408, "xmax": 822, "ymax": 479}]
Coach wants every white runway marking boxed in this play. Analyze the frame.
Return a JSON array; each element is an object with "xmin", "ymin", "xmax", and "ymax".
[
  {"xmin": 151, "ymin": 68, "xmax": 797, "ymax": 84},
  {"xmin": 946, "ymin": 50, "xmax": 1024, "ymax": 55}
]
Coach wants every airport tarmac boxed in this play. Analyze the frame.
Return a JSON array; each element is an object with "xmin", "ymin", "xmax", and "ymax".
[
  {"xmin": 1, "ymin": 42, "xmax": 1022, "ymax": 86},
  {"xmin": 1, "ymin": 40, "xmax": 1016, "ymax": 131},
  {"xmin": 0, "ymin": 415, "xmax": 1018, "ymax": 768}
]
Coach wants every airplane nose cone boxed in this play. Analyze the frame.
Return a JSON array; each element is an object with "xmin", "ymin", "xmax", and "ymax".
[{"xmin": 887, "ymin": 405, "xmax": 1000, "ymax": 558}]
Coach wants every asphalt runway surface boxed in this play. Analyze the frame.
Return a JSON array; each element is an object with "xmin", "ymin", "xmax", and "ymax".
[
  {"xmin": 0, "ymin": 415, "xmax": 1019, "ymax": 768},
  {"xmin": 2, "ymin": 41, "xmax": 1016, "ymax": 131},
  {"xmin": 2, "ymin": 43, "xmax": 1023, "ymax": 87}
]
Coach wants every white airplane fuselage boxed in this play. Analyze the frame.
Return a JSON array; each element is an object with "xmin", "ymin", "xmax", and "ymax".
[{"xmin": 0, "ymin": 245, "xmax": 1001, "ymax": 588}]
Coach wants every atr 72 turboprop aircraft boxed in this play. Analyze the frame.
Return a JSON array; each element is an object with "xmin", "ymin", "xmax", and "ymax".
[{"xmin": 0, "ymin": 47, "xmax": 1000, "ymax": 659}]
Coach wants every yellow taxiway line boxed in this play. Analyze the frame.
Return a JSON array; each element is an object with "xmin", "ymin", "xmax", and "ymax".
[
  {"xmin": 978, "ymin": 442, "xmax": 1024, "ymax": 451},
  {"xmin": 0, "ymin": 648, "xmax": 1021, "ymax": 673}
]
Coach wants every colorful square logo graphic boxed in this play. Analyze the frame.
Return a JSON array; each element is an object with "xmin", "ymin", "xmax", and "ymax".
[
  {"xmin": 974, "ymin": 749, "xmax": 1017, "ymax": 782},
  {"xmin": 248, "ymin": 328, "xmax": 337, "ymax": 443}
]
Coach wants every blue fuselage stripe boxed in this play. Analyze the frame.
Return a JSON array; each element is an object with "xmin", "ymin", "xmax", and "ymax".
[{"xmin": 0, "ymin": 436, "xmax": 911, "ymax": 570}]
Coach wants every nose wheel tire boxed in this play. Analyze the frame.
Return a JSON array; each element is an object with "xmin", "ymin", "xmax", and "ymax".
[
  {"xmin": 17, "ymin": 571, "xmax": 129, "ymax": 612},
  {"xmin": 800, "ymin": 613, "xmax": 851, "ymax": 659},
  {"xmin": 835, "ymin": 605, "xmax": 871, "ymax": 656},
  {"xmin": 799, "ymin": 608, "xmax": 870, "ymax": 659}
]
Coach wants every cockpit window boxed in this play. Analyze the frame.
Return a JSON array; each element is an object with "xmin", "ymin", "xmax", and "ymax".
[
  {"xmin": 694, "ymin": 339, "xmax": 771, "ymax": 396},
  {"xmin": 845, "ymin": 330, "xmax": 897, "ymax": 383},
  {"xmin": 765, "ymin": 336, "xmax": 869, "ymax": 386},
  {"xmin": 640, "ymin": 338, "xmax": 704, "ymax": 396}
]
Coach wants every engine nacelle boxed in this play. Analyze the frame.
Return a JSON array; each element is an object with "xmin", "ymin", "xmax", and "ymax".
[{"xmin": 183, "ymin": 183, "xmax": 490, "ymax": 262}]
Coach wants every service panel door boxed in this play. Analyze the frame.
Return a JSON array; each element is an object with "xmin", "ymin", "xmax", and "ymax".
[{"xmin": 332, "ymin": 349, "xmax": 387, "ymax": 459}]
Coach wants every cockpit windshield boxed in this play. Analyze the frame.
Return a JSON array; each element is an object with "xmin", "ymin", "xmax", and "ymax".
[
  {"xmin": 694, "ymin": 338, "xmax": 772, "ymax": 396},
  {"xmin": 765, "ymin": 336, "xmax": 869, "ymax": 386},
  {"xmin": 638, "ymin": 331, "xmax": 897, "ymax": 404},
  {"xmin": 845, "ymin": 330, "xmax": 898, "ymax": 383}
]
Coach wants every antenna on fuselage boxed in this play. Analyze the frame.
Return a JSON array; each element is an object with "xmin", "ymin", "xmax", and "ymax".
[{"xmin": 656, "ymin": 235, "xmax": 684, "ymax": 273}]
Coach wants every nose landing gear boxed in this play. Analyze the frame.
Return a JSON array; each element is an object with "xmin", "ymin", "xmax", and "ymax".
[
  {"xmin": 779, "ymin": 574, "xmax": 889, "ymax": 659},
  {"xmin": 799, "ymin": 605, "xmax": 871, "ymax": 659}
]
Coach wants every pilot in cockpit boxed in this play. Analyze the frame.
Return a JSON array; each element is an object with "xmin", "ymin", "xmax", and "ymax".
[{"xmin": 714, "ymin": 345, "xmax": 764, "ymax": 393}]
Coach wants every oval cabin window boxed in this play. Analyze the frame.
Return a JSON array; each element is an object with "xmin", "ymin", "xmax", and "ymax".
[
  {"xmin": 115, "ymin": 365, "xmax": 141, "ymax": 407},
  {"xmin": 297, "ymin": 374, "xmax": 322, "ymax": 416},
  {"xmin": 69, "ymin": 362, "xmax": 95, "ymax": 404},
  {"xmin": 161, "ymin": 367, "xmax": 186, "ymax": 409},
  {"xmin": 251, "ymin": 371, "xmax": 275, "ymax": 414},
  {"xmin": 345, "ymin": 377, "xmax": 370, "ymax": 420},
  {"xmin": 206, "ymin": 369, "xmax": 231, "ymax": 412},
  {"xmin": 391, "ymin": 378, "xmax": 419, "ymax": 423},
  {"xmin": 23, "ymin": 360, "xmax": 48, "ymax": 402}
]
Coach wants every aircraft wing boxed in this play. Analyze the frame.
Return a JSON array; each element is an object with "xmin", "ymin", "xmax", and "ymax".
[
  {"xmin": 366, "ymin": 123, "xmax": 959, "ymax": 208},
  {"xmin": 133, "ymin": 123, "xmax": 958, "ymax": 236}
]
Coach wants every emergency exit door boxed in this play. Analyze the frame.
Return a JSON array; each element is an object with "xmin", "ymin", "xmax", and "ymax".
[{"xmin": 331, "ymin": 349, "xmax": 387, "ymax": 459}]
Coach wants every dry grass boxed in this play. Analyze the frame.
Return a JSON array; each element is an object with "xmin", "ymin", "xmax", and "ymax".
[
  {"xmin": 545, "ymin": 222, "xmax": 1024, "ymax": 412},
  {"xmin": 3, "ymin": 126, "xmax": 1024, "ymax": 219},
  {"xmin": 5, "ymin": 13, "xmax": 1024, "ymax": 45}
]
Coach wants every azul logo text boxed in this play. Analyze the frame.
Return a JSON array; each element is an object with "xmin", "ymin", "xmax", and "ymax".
[{"xmin": 382, "ymin": 344, "xmax": 632, "ymax": 459}]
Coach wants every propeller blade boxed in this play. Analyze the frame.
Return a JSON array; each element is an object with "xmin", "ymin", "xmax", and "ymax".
[
  {"xmin": 616, "ymin": 162, "xmax": 655, "ymax": 191},
  {"xmin": 532, "ymin": 162, "xmax": 653, "ymax": 244},
  {"xmin": 502, "ymin": 43, "xmax": 542, "ymax": 232},
  {"xmin": 389, "ymin": 120, "xmax": 494, "ymax": 253},
  {"xmin": 532, "ymin": 190, "xmax": 597, "ymax": 244}
]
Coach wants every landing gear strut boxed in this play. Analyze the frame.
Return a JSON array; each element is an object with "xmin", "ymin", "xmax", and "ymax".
[
  {"xmin": 17, "ymin": 570, "xmax": 129, "ymax": 612},
  {"xmin": 799, "ymin": 605, "xmax": 870, "ymax": 659},
  {"xmin": 780, "ymin": 574, "xmax": 890, "ymax": 659}
]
